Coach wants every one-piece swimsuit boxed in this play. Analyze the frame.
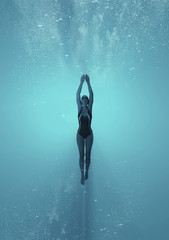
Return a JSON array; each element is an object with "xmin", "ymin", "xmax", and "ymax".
[{"xmin": 77, "ymin": 107, "xmax": 92, "ymax": 138}]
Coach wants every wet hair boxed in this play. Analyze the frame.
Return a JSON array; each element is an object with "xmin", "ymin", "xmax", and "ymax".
[{"xmin": 81, "ymin": 95, "xmax": 89, "ymax": 104}]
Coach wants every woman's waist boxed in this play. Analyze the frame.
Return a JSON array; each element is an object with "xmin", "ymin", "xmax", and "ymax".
[{"xmin": 77, "ymin": 127, "xmax": 93, "ymax": 132}]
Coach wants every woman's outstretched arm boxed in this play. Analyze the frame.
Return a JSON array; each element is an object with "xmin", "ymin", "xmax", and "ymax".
[
  {"xmin": 86, "ymin": 74, "xmax": 93, "ymax": 111},
  {"xmin": 76, "ymin": 75, "xmax": 85, "ymax": 112}
]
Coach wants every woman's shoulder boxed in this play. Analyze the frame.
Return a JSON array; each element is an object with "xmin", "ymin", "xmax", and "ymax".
[
  {"xmin": 78, "ymin": 106, "xmax": 82, "ymax": 117},
  {"xmin": 88, "ymin": 106, "xmax": 92, "ymax": 116},
  {"xmin": 88, "ymin": 103, "xmax": 92, "ymax": 111}
]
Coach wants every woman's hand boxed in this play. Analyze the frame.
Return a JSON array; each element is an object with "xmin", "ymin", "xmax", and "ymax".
[
  {"xmin": 81, "ymin": 74, "xmax": 86, "ymax": 83},
  {"xmin": 86, "ymin": 74, "xmax": 90, "ymax": 84}
]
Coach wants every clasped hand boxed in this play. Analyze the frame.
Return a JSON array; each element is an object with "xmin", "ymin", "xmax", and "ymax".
[{"xmin": 81, "ymin": 74, "xmax": 90, "ymax": 84}]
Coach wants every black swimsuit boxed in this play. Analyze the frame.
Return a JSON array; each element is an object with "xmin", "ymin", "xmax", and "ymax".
[{"xmin": 77, "ymin": 106, "xmax": 93, "ymax": 138}]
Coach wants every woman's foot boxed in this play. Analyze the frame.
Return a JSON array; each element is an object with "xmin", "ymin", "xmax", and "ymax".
[
  {"xmin": 85, "ymin": 170, "xmax": 88, "ymax": 180},
  {"xmin": 81, "ymin": 172, "xmax": 85, "ymax": 185}
]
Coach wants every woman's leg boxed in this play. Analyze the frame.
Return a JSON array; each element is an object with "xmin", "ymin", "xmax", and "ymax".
[
  {"xmin": 85, "ymin": 132, "xmax": 93, "ymax": 179},
  {"xmin": 76, "ymin": 133, "xmax": 85, "ymax": 184}
]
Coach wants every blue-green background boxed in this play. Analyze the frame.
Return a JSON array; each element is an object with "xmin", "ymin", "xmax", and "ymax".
[{"xmin": 0, "ymin": 0, "xmax": 169, "ymax": 239}]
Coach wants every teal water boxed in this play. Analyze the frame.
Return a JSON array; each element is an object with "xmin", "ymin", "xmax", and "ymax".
[{"xmin": 0, "ymin": 0, "xmax": 169, "ymax": 239}]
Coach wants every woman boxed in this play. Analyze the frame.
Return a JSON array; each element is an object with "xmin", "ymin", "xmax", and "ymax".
[{"xmin": 76, "ymin": 74, "xmax": 94, "ymax": 185}]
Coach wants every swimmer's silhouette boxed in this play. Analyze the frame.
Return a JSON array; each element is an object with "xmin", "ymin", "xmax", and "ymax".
[{"xmin": 76, "ymin": 74, "xmax": 94, "ymax": 185}]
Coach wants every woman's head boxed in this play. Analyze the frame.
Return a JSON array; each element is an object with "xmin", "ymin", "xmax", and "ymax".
[{"xmin": 81, "ymin": 95, "xmax": 89, "ymax": 106}]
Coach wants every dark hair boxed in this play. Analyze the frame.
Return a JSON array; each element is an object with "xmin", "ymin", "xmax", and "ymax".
[{"xmin": 81, "ymin": 95, "xmax": 89, "ymax": 104}]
